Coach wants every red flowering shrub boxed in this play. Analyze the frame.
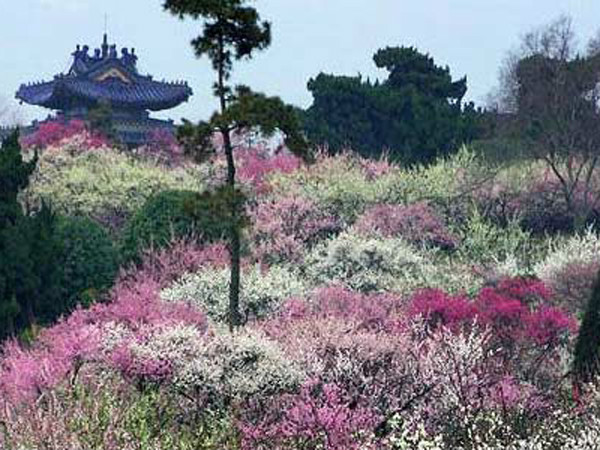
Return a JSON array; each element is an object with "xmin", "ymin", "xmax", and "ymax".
[
  {"xmin": 407, "ymin": 278, "xmax": 576, "ymax": 390},
  {"xmin": 20, "ymin": 119, "xmax": 109, "ymax": 150},
  {"xmin": 409, "ymin": 289, "xmax": 478, "ymax": 330},
  {"xmin": 409, "ymin": 278, "xmax": 573, "ymax": 347},
  {"xmin": 249, "ymin": 196, "xmax": 341, "ymax": 264},
  {"xmin": 354, "ymin": 202, "xmax": 458, "ymax": 250}
]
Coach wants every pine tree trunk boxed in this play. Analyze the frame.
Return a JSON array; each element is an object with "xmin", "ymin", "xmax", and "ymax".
[{"xmin": 222, "ymin": 128, "xmax": 241, "ymax": 331}]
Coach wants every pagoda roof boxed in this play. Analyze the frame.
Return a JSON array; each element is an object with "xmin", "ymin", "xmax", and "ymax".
[{"xmin": 16, "ymin": 34, "xmax": 193, "ymax": 111}]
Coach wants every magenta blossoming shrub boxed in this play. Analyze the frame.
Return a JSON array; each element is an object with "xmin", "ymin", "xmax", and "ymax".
[
  {"xmin": 409, "ymin": 278, "xmax": 574, "ymax": 348},
  {"xmin": 249, "ymin": 196, "xmax": 341, "ymax": 264},
  {"xmin": 355, "ymin": 202, "xmax": 458, "ymax": 250},
  {"xmin": 20, "ymin": 119, "xmax": 109, "ymax": 150},
  {"xmin": 409, "ymin": 289, "xmax": 478, "ymax": 330},
  {"xmin": 407, "ymin": 277, "xmax": 576, "ymax": 395}
]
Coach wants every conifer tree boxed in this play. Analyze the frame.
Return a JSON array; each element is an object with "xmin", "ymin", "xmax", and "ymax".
[
  {"xmin": 0, "ymin": 133, "xmax": 63, "ymax": 338},
  {"xmin": 0, "ymin": 132, "xmax": 37, "ymax": 336},
  {"xmin": 163, "ymin": 0, "xmax": 310, "ymax": 330}
]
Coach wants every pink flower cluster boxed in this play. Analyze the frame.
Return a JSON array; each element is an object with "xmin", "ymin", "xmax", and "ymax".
[
  {"xmin": 241, "ymin": 379, "xmax": 379, "ymax": 450},
  {"xmin": 20, "ymin": 119, "xmax": 109, "ymax": 150},
  {"xmin": 250, "ymin": 196, "xmax": 341, "ymax": 264},
  {"xmin": 0, "ymin": 239, "xmax": 225, "ymax": 405},
  {"xmin": 135, "ymin": 128, "xmax": 185, "ymax": 166},
  {"xmin": 355, "ymin": 202, "xmax": 458, "ymax": 250},
  {"xmin": 236, "ymin": 147, "xmax": 303, "ymax": 192}
]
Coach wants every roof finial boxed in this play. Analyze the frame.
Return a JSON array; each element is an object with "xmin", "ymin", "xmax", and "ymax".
[{"xmin": 101, "ymin": 15, "xmax": 109, "ymax": 59}]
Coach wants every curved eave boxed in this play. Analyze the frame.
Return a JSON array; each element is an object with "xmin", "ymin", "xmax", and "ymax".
[
  {"xmin": 16, "ymin": 81, "xmax": 61, "ymax": 109},
  {"xmin": 16, "ymin": 79, "xmax": 193, "ymax": 111}
]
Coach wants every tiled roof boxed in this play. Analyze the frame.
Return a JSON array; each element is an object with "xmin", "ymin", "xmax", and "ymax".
[
  {"xmin": 16, "ymin": 78, "xmax": 192, "ymax": 111},
  {"xmin": 15, "ymin": 34, "xmax": 193, "ymax": 112}
]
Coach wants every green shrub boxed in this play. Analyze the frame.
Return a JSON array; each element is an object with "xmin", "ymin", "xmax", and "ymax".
[
  {"xmin": 303, "ymin": 232, "xmax": 427, "ymax": 294},
  {"xmin": 120, "ymin": 190, "xmax": 200, "ymax": 263},
  {"xmin": 268, "ymin": 148, "xmax": 489, "ymax": 229},
  {"xmin": 573, "ymin": 267, "xmax": 600, "ymax": 382},
  {"xmin": 119, "ymin": 188, "xmax": 240, "ymax": 263},
  {"xmin": 304, "ymin": 231, "xmax": 481, "ymax": 295},
  {"xmin": 56, "ymin": 215, "xmax": 120, "ymax": 309},
  {"xmin": 456, "ymin": 208, "xmax": 535, "ymax": 269}
]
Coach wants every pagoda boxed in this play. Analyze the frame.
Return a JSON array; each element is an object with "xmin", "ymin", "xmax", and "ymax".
[{"xmin": 16, "ymin": 34, "xmax": 193, "ymax": 147}]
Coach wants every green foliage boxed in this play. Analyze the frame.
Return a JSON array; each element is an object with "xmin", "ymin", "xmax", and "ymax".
[
  {"xmin": 304, "ymin": 231, "xmax": 429, "ymax": 294},
  {"xmin": 120, "ymin": 189, "xmax": 221, "ymax": 263},
  {"xmin": 56, "ymin": 215, "xmax": 119, "ymax": 309},
  {"xmin": 120, "ymin": 189, "xmax": 200, "ymax": 263},
  {"xmin": 120, "ymin": 187, "xmax": 246, "ymax": 263},
  {"xmin": 0, "ymin": 132, "xmax": 37, "ymax": 225},
  {"xmin": 269, "ymin": 154, "xmax": 399, "ymax": 224},
  {"xmin": 303, "ymin": 46, "xmax": 484, "ymax": 164},
  {"xmin": 0, "ymin": 133, "xmax": 64, "ymax": 337},
  {"xmin": 174, "ymin": 328, "xmax": 303, "ymax": 405},
  {"xmin": 573, "ymin": 267, "xmax": 600, "ymax": 382},
  {"xmin": 456, "ymin": 208, "xmax": 534, "ymax": 268}
]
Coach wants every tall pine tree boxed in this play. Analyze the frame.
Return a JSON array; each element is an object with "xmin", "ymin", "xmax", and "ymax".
[{"xmin": 163, "ymin": 0, "xmax": 310, "ymax": 330}]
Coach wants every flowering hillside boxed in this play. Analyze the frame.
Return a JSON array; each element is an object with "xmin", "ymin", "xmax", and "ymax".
[{"xmin": 1, "ymin": 139, "xmax": 600, "ymax": 450}]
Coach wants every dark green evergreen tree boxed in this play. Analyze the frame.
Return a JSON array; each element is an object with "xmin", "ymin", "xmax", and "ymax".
[
  {"xmin": 303, "ymin": 46, "xmax": 483, "ymax": 164},
  {"xmin": 573, "ymin": 268, "xmax": 600, "ymax": 382},
  {"xmin": 0, "ymin": 133, "xmax": 64, "ymax": 338},
  {"xmin": 163, "ymin": 0, "xmax": 310, "ymax": 330},
  {"xmin": 0, "ymin": 132, "xmax": 37, "ymax": 336}
]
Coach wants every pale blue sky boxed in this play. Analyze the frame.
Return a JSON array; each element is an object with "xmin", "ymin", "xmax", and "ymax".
[{"xmin": 1, "ymin": 0, "xmax": 600, "ymax": 125}]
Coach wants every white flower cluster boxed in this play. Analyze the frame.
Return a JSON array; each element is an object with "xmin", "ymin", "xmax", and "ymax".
[
  {"xmin": 535, "ymin": 227, "xmax": 600, "ymax": 284},
  {"xmin": 127, "ymin": 324, "xmax": 205, "ymax": 371},
  {"xmin": 304, "ymin": 232, "xmax": 455, "ymax": 295},
  {"xmin": 173, "ymin": 327, "xmax": 303, "ymax": 402},
  {"xmin": 160, "ymin": 264, "xmax": 307, "ymax": 323}
]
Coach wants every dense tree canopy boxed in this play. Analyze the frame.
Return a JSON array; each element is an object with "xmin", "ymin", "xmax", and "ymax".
[{"xmin": 303, "ymin": 46, "xmax": 483, "ymax": 164}]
